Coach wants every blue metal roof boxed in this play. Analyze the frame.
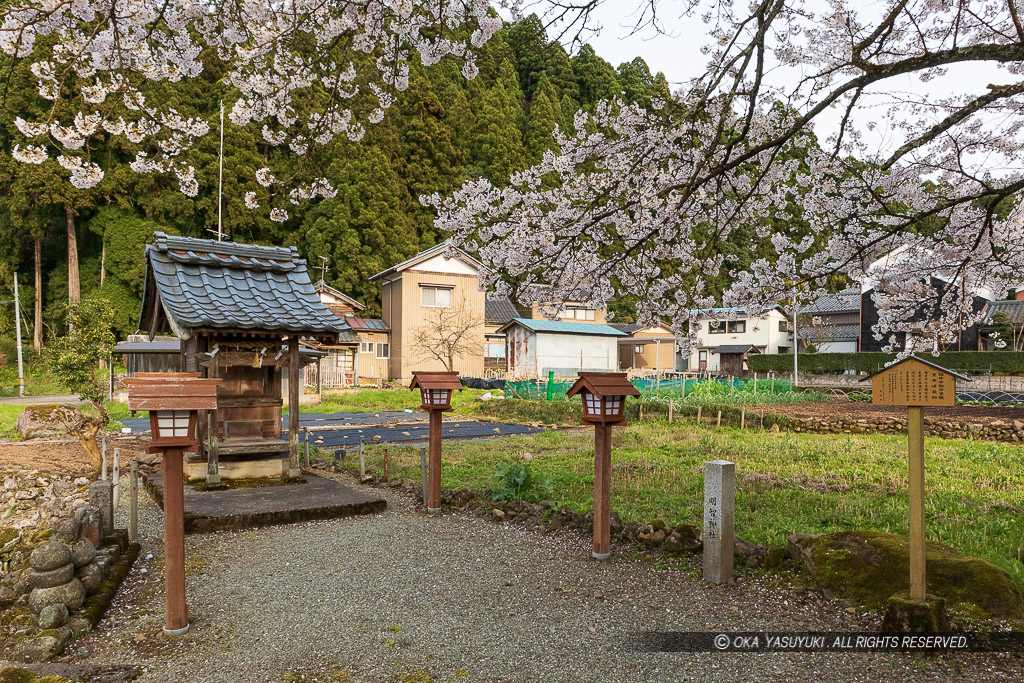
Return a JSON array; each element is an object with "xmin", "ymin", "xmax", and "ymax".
[
  {"xmin": 139, "ymin": 232, "xmax": 346, "ymax": 339},
  {"xmin": 498, "ymin": 318, "xmax": 627, "ymax": 336}
]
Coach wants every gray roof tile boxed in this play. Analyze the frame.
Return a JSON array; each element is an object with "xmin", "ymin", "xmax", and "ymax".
[
  {"xmin": 485, "ymin": 296, "xmax": 519, "ymax": 324},
  {"xmin": 983, "ymin": 299, "xmax": 1024, "ymax": 325},
  {"xmin": 141, "ymin": 232, "xmax": 346, "ymax": 338},
  {"xmin": 799, "ymin": 288, "xmax": 861, "ymax": 315}
]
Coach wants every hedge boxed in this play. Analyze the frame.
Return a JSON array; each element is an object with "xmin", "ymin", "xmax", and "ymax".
[{"xmin": 746, "ymin": 351, "xmax": 1024, "ymax": 376}]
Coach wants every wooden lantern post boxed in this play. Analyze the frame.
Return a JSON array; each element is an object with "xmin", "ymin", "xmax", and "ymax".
[
  {"xmin": 125, "ymin": 372, "xmax": 222, "ymax": 635},
  {"xmin": 409, "ymin": 371, "xmax": 464, "ymax": 512},
  {"xmin": 567, "ymin": 372, "xmax": 640, "ymax": 560},
  {"xmin": 863, "ymin": 356, "xmax": 967, "ymax": 602}
]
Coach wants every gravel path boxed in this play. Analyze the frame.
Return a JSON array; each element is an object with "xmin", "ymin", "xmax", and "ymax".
[{"xmin": 66, "ymin": 475, "xmax": 1019, "ymax": 682}]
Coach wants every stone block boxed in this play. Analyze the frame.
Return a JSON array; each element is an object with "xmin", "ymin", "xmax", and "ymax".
[
  {"xmin": 88, "ymin": 480, "xmax": 114, "ymax": 538},
  {"xmin": 27, "ymin": 563, "xmax": 74, "ymax": 589},
  {"xmin": 29, "ymin": 578, "xmax": 84, "ymax": 614},
  {"xmin": 881, "ymin": 592, "xmax": 950, "ymax": 633},
  {"xmin": 703, "ymin": 459, "xmax": 735, "ymax": 584}
]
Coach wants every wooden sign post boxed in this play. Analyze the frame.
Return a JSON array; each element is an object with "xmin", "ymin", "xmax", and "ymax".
[
  {"xmin": 567, "ymin": 372, "xmax": 640, "ymax": 560},
  {"xmin": 863, "ymin": 356, "xmax": 967, "ymax": 602},
  {"xmin": 409, "ymin": 371, "xmax": 464, "ymax": 513},
  {"xmin": 124, "ymin": 372, "xmax": 222, "ymax": 635}
]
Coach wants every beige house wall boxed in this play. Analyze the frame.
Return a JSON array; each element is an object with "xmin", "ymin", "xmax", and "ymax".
[
  {"xmin": 620, "ymin": 329, "xmax": 677, "ymax": 370},
  {"xmin": 522, "ymin": 301, "xmax": 607, "ymax": 324},
  {"xmin": 354, "ymin": 330, "xmax": 391, "ymax": 383},
  {"xmin": 385, "ymin": 269, "xmax": 486, "ymax": 383}
]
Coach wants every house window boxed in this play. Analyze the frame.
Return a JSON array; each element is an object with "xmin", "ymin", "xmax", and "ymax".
[
  {"xmin": 728, "ymin": 320, "xmax": 746, "ymax": 334},
  {"xmin": 708, "ymin": 322, "xmax": 725, "ymax": 334},
  {"xmin": 634, "ymin": 344, "xmax": 646, "ymax": 353},
  {"xmin": 779, "ymin": 320, "xmax": 788, "ymax": 332},
  {"xmin": 421, "ymin": 286, "xmax": 452, "ymax": 308},
  {"xmin": 359, "ymin": 342, "xmax": 374, "ymax": 354},
  {"xmin": 563, "ymin": 306, "xmax": 596, "ymax": 320},
  {"xmin": 375, "ymin": 343, "xmax": 390, "ymax": 359}
]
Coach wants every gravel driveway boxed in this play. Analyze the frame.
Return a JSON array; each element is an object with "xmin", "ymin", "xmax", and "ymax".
[{"xmin": 68, "ymin": 475, "xmax": 1018, "ymax": 682}]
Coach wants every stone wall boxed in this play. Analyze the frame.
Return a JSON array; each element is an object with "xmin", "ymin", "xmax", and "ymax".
[
  {"xmin": 780, "ymin": 415, "xmax": 1024, "ymax": 442},
  {"xmin": 1, "ymin": 469, "xmax": 139, "ymax": 662}
]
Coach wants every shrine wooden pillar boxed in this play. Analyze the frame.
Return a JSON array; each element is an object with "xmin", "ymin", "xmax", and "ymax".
[{"xmin": 288, "ymin": 339, "xmax": 301, "ymax": 478}]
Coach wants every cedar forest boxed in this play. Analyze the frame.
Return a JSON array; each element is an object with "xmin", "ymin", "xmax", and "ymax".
[
  {"xmin": 0, "ymin": 14, "xmax": 776, "ymax": 354},
  {"xmin": 0, "ymin": 15, "xmax": 678, "ymax": 351}
]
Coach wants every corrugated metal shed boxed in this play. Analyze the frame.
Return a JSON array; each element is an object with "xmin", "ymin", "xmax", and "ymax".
[
  {"xmin": 139, "ymin": 232, "xmax": 345, "ymax": 340},
  {"xmin": 498, "ymin": 318, "xmax": 626, "ymax": 336}
]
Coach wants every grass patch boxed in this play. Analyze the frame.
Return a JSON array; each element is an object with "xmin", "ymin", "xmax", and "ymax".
[
  {"xmin": 338, "ymin": 422, "xmax": 1024, "ymax": 589},
  {"xmin": 296, "ymin": 387, "xmax": 494, "ymax": 414}
]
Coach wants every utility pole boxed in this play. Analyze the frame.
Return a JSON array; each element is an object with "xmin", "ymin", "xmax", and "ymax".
[
  {"xmin": 792, "ymin": 287, "xmax": 798, "ymax": 389},
  {"xmin": 13, "ymin": 273, "xmax": 24, "ymax": 396}
]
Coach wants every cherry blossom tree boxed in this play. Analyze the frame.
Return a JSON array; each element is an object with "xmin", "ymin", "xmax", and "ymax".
[
  {"xmin": 431, "ymin": 0, "xmax": 1024, "ymax": 355},
  {"xmin": 0, "ymin": 0, "xmax": 504, "ymax": 220}
]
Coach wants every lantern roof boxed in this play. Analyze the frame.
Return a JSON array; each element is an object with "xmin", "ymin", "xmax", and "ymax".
[
  {"xmin": 408, "ymin": 371, "xmax": 464, "ymax": 392},
  {"xmin": 566, "ymin": 372, "xmax": 641, "ymax": 399},
  {"xmin": 124, "ymin": 372, "xmax": 223, "ymax": 411}
]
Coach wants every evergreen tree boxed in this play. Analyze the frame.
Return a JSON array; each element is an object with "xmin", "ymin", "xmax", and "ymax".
[
  {"xmin": 571, "ymin": 45, "xmax": 621, "ymax": 109},
  {"xmin": 299, "ymin": 145, "xmax": 417, "ymax": 314},
  {"xmin": 524, "ymin": 74, "xmax": 563, "ymax": 162},
  {"xmin": 468, "ymin": 60, "xmax": 526, "ymax": 183},
  {"xmin": 616, "ymin": 57, "xmax": 672, "ymax": 109}
]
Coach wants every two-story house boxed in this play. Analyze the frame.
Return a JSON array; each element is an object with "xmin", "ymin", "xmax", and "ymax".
[
  {"xmin": 369, "ymin": 245, "xmax": 489, "ymax": 382},
  {"xmin": 687, "ymin": 307, "xmax": 791, "ymax": 373}
]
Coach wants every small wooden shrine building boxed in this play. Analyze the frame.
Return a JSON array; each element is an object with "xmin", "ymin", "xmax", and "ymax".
[{"xmin": 139, "ymin": 232, "xmax": 345, "ymax": 481}]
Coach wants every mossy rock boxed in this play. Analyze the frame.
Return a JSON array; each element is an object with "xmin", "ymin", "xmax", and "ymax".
[
  {"xmin": 0, "ymin": 526, "xmax": 19, "ymax": 550},
  {"xmin": 791, "ymin": 531, "xmax": 1023, "ymax": 618},
  {"xmin": 0, "ymin": 667, "xmax": 70, "ymax": 683}
]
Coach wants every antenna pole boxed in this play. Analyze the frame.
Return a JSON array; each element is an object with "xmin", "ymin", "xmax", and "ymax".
[{"xmin": 218, "ymin": 100, "xmax": 224, "ymax": 241}]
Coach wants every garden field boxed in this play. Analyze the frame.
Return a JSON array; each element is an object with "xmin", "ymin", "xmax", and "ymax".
[{"xmin": 339, "ymin": 421, "xmax": 1024, "ymax": 590}]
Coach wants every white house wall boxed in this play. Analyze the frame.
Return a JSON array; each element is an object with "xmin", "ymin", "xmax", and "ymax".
[
  {"xmin": 818, "ymin": 340, "xmax": 858, "ymax": 353},
  {"xmin": 535, "ymin": 333, "xmax": 618, "ymax": 376},
  {"xmin": 688, "ymin": 310, "xmax": 790, "ymax": 371}
]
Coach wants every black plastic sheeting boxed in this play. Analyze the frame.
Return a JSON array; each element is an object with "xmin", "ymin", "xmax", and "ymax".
[
  {"xmin": 306, "ymin": 421, "xmax": 541, "ymax": 449},
  {"xmin": 119, "ymin": 410, "xmax": 540, "ymax": 445},
  {"xmin": 460, "ymin": 377, "xmax": 506, "ymax": 390}
]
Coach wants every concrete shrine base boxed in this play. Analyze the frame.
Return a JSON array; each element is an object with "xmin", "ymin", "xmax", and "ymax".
[{"xmin": 142, "ymin": 472, "xmax": 386, "ymax": 534}]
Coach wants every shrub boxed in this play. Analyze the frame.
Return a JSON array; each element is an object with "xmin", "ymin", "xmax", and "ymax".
[{"xmin": 491, "ymin": 461, "xmax": 552, "ymax": 504}]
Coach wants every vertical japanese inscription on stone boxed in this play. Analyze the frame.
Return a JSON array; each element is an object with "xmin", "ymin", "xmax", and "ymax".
[{"xmin": 703, "ymin": 459, "xmax": 735, "ymax": 584}]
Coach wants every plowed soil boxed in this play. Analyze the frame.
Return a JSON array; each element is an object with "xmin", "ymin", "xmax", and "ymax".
[
  {"xmin": 0, "ymin": 437, "xmax": 149, "ymax": 476},
  {"xmin": 765, "ymin": 397, "xmax": 1024, "ymax": 424}
]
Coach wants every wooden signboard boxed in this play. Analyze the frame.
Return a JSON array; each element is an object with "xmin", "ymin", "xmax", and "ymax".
[
  {"xmin": 863, "ymin": 356, "xmax": 968, "ymax": 603},
  {"xmin": 870, "ymin": 357, "xmax": 958, "ymax": 407}
]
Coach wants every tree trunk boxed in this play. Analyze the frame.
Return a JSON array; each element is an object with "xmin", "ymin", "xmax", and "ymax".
[
  {"xmin": 33, "ymin": 237, "xmax": 42, "ymax": 353},
  {"xmin": 66, "ymin": 205, "xmax": 80, "ymax": 304}
]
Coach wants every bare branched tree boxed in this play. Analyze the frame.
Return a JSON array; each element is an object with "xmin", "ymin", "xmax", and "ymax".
[{"xmin": 411, "ymin": 292, "xmax": 484, "ymax": 372}]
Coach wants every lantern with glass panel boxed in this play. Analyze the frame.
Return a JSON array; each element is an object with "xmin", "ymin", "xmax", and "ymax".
[
  {"xmin": 567, "ymin": 372, "xmax": 639, "ymax": 426},
  {"xmin": 409, "ymin": 371, "xmax": 464, "ymax": 411},
  {"xmin": 124, "ymin": 372, "xmax": 222, "ymax": 450}
]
